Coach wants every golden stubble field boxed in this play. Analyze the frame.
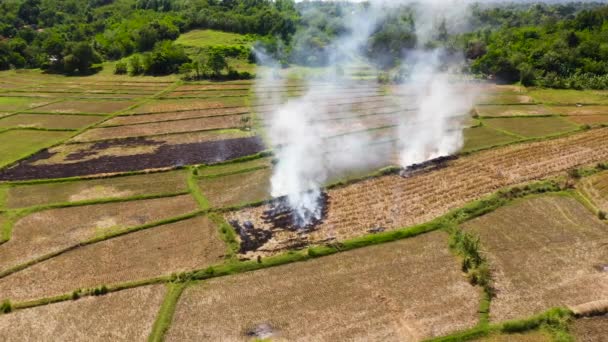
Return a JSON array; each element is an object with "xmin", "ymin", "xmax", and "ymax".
[
  {"xmin": 166, "ymin": 231, "xmax": 481, "ymax": 341},
  {"xmin": 463, "ymin": 196, "xmax": 608, "ymax": 322},
  {"xmin": 228, "ymin": 128, "xmax": 608, "ymax": 258}
]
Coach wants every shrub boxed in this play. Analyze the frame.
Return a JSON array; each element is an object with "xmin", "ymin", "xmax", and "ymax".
[
  {"xmin": 567, "ymin": 168, "xmax": 582, "ymax": 179},
  {"xmin": 114, "ymin": 61, "xmax": 127, "ymax": 75},
  {"xmin": 129, "ymin": 55, "xmax": 144, "ymax": 75},
  {"xmin": 0, "ymin": 300, "xmax": 11, "ymax": 314},
  {"xmin": 71, "ymin": 289, "xmax": 81, "ymax": 300},
  {"xmin": 93, "ymin": 285, "xmax": 108, "ymax": 296},
  {"xmin": 599, "ymin": 211, "xmax": 606, "ymax": 220}
]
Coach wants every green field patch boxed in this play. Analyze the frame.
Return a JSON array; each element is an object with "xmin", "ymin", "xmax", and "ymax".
[
  {"xmin": 198, "ymin": 167, "xmax": 271, "ymax": 208},
  {"xmin": 31, "ymin": 100, "xmax": 136, "ymax": 114},
  {"xmin": 0, "ymin": 97, "xmax": 52, "ymax": 112},
  {"xmin": 478, "ymin": 92, "xmax": 533, "ymax": 105},
  {"xmin": 5, "ymin": 170, "xmax": 189, "ymax": 209},
  {"xmin": 483, "ymin": 116, "xmax": 579, "ymax": 138},
  {"xmin": 0, "ymin": 130, "xmax": 72, "ymax": 168},
  {"xmin": 463, "ymin": 195, "xmax": 608, "ymax": 323},
  {"xmin": 475, "ymin": 105, "xmax": 549, "ymax": 117},
  {"xmin": 176, "ymin": 29, "xmax": 254, "ymax": 48},
  {"xmin": 0, "ymin": 113, "xmax": 104, "ymax": 130},
  {"xmin": 197, "ymin": 157, "xmax": 272, "ymax": 177},
  {"xmin": 528, "ymin": 89, "xmax": 608, "ymax": 105},
  {"xmin": 462, "ymin": 126, "xmax": 520, "ymax": 152}
]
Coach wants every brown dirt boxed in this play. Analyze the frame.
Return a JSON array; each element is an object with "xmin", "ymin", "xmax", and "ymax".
[
  {"xmin": 105, "ymin": 107, "xmax": 250, "ymax": 126},
  {"xmin": 166, "ymin": 231, "xmax": 481, "ymax": 342},
  {"xmin": 227, "ymin": 128, "xmax": 608, "ymax": 258},
  {"xmin": 128, "ymin": 98, "xmax": 247, "ymax": 114},
  {"xmin": 475, "ymin": 105, "xmax": 549, "ymax": 117},
  {"xmin": 32, "ymin": 100, "xmax": 136, "ymax": 114},
  {"xmin": 166, "ymin": 90, "xmax": 251, "ymax": 98},
  {"xmin": 0, "ymin": 216, "xmax": 225, "ymax": 302},
  {"xmin": 547, "ymin": 105, "xmax": 608, "ymax": 116},
  {"xmin": 570, "ymin": 316, "xmax": 608, "ymax": 342},
  {"xmin": 0, "ymin": 135, "xmax": 265, "ymax": 180},
  {"xmin": 199, "ymin": 168, "xmax": 271, "ymax": 208},
  {"xmin": 578, "ymin": 171, "xmax": 608, "ymax": 212},
  {"xmin": 463, "ymin": 196, "xmax": 608, "ymax": 322},
  {"xmin": 0, "ymin": 194, "xmax": 198, "ymax": 273},
  {"xmin": 176, "ymin": 84, "xmax": 251, "ymax": 91},
  {"xmin": 0, "ymin": 285, "xmax": 166, "ymax": 341},
  {"xmin": 568, "ymin": 115, "xmax": 608, "ymax": 126},
  {"xmin": 0, "ymin": 113, "xmax": 104, "ymax": 129},
  {"xmin": 72, "ymin": 115, "xmax": 250, "ymax": 142}
]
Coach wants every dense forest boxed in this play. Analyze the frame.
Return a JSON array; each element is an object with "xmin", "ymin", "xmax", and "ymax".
[{"xmin": 1, "ymin": 0, "xmax": 608, "ymax": 89}]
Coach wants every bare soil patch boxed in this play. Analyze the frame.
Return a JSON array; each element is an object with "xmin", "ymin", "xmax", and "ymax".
[
  {"xmin": 0, "ymin": 194, "xmax": 198, "ymax": 273},
  {"xmin": 199, "ymin": 167, "xmax": 271, "ymax": 208},
  {"xmin": 546, "ymin": 105, "xmax": 608, "ymax": 116},
  {"xmin": 0, "ymin": 113, "xmax": 103, "ymax": 130},
  {"xmin": 0, "ymin": 285, "xmax": 165, "ymax": 341},
  {"xmin": 567, "ymin": 114, "xmax": 608, "ymax": 126},
  {"xmin": 463, "ymin": 196, "xmax": 608, "ymax": 322},
  {"xmin": 0, "ymin": 135, "xmax": 265, "ymax": 180},
  {"xmin": 570, "ymin": 316, "xmax": 608, "ymax": 342},
  {"xmin": 166, "ymin": 231, "xmax": 480, "ymax": 342},
  {"xmin": 228, "ymin": 128, "xmax": 608, "ymax": 258},
  {"xmin": 107, "ymin": 107, "xmax": 250, "ymax": 125},
  {"xmin": 0, "ymin": 216, "xmax": 225, "ymax": 302},
  {"xmin": 31, "ymin": 100, "xmax": 136, "ymax": 114},
  {"xmin": 73, "ymin": 115, "xmax": 250, "ymax": 142},
  {"xmin": 5, "ymin": 170, "xmax": 188, "ymax": 208}
]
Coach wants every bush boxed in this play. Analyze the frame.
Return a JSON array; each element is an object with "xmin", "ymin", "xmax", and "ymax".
[
  {"xmin": 129, "ymin": 55, "xmax": 144, "ymax": 75},
  {"xmin": 93, "ymin": 285, "xmax": 108, "ymax": 296},
  {"xmin": 0, "ymin": 300, "xmax": 11, "ymax": 314},
  {"xmin": 114, "ymin": 61, "xmax": 127, "ymax": 75},
  {"xmin": 71, "ymin": 289, "xmax": 81, "ymax": 300},
  {"xmin": 599, "ymin": 211, "xmax": 606, "ymax": 220}
]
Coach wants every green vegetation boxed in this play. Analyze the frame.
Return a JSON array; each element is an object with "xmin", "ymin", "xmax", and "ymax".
[
  {"xmin": 462, "ymin": 125, "xmax": 520, "ymax": 152},
  {"xmin": 148, "ymin": 283, "xmax": 186, "ymax": 342},
  {"xmin": 0, "ymin": 129, "xmax": 72, "ymax": 168},
  {"xmin": 484, "ymin": 117, "xmax": 579, "ymax": 138}
]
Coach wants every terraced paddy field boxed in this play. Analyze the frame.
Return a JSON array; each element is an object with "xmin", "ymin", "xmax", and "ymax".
[
  {"xmin": 0, "ymin": 113, "xmax": 105, "ymax": 130},
  {"xmin": 463, "ymin": 196, "xmax": 608, "ymax": 322},
  {"xmin": 167, "ymin": 231, "xmax": 481, "ymax": 341},
  {"xmin": 0, "ymin": 285, "xmax": 166, "ymax": 341}
]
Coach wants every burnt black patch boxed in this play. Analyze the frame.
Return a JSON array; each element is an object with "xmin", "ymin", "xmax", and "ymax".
[{"xmin": 400, "ymin": 155, "xmax": 458, "ymax": 178}]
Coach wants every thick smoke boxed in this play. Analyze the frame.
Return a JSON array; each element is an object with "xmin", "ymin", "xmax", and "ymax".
[{"xmin": 257, "ymin": 0, "xmax": 476, "ymax": 227}]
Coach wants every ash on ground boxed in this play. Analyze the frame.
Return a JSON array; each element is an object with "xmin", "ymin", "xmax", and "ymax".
[{"xmin": 400, "ymin": 155, "xmax": 458, "ymax": 178}]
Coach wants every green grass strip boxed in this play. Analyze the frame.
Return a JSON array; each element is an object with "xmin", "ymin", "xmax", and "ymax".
[
  {"xmin": 208, "ymin": 212, "xmax": 240, "ymax": 259},
  {"xmin": 187, "ymin": 167, "xmax": 210, "ymax": 210},
  {"xmin": 148, "ymin": 283, "xmax": 186, "ymax": 342}
]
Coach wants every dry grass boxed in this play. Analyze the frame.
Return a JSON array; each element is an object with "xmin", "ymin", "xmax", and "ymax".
[
  {"xmin": 475, "ymin": 105, "xmax": 549, "ymax": 117},
  {"xmin": 166, "ymin": 90, "xmax": 250, "ymax": 98},
  {"xmin": 197, "ymin": 157, "xmax": 271, "ymax": 177},
  {"xmin": 0, "ymin": 216, "xmax": 225, "ymax": 302},
  {"xmin": 166, "ymin": 231, "xmax": 480, "ymax": 341},
  {"xmin": 0, "ymin": 113, "xmax": 104, "ymax": 129},
  {"xmin": 463, "ymin": 196, "xmax": 608, "ymax": 322},
  {"xmin": 5, "ymin": 170, "xmax": 189, "ymax": 208},
  {"xmin": 0, "ymin": 194, "xmax": 198, "ymax": 274},
  {"xmin": 72, "ymin": 115, "xmax": 249, "ymax": 142},
  {"xmin": 578, "ymin": 171, "xmax": 608, "ymax": 212},
  {"xmin": 474, "ymin": 331, "xmax": 552, "ymax": 342},
  {"xmin": 199, "ymin": 168, "xmax": 271, "ymax": 207},
  {"xmin": 546, "ymin": 105, "xmax": 608, "ymax": 116},
  {"xmin": 0, "ymin": 285, "xmax": 166, "ymax": 341},
  {"xmin": 106, "ymin": 107, "xmax": 250, "ymax": 126},
  {"xmin": 128, "ymin": 98, "xmax": 247, "ymax": 114},
  {"xmin": 228, "ymin": 128, "xmax": 608, "ymax": 257},
  {"xmin": 570, "ymin": 316, "xmax": 608, "ymax": 342},
  {"xmin": 31, "ymin": 100, "xmax": 136, "ymax": 114},
  {"xmin": 567, "ymin": 115, "xmax": 608, "ymax": 126}
]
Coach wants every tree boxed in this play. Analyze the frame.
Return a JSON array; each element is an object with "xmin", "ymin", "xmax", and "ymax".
[
  {"xmin": 144, "ymin": 40, "xmax": 189, "ymax": 75},
  {"xmin": 129, "ymin": 55, "xmax": 144, "ymax": 75},
  {"xmin": 63, "ymin": 42, "xmax": 101, "ymax": 74},
  {"xmin": 206, "ymin": 50, "xmax": 228, "ymax": 77}
]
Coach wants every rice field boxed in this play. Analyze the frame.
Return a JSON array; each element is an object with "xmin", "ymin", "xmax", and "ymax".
[
  {"xmin": 166, "ymin": 231, "xmax": 481, "ymax": 341},
  {"xmin": 0, "ymin": 130, "xmax": 73, "ymax": 168},
  {"xmin": 463, "ymin": 195, "xmax": 608, "ymax": 322},
  {"xmin": 483, "ymin": 116, "xmax": 579, "ymax": 138},
  {"xmin": 0, "ymin": 113, "xmax": 104, "ymax": 130},
  {"xmin": 198, "ymin": 167, "xmax": 271, "ymax": 208},
  {"xmin": 31, "ymin": 100, "xmax": 136, "ymax": 114},
  {"xmin": 578, "ymin": 170, "xmax": 608, "ymax": 212}
]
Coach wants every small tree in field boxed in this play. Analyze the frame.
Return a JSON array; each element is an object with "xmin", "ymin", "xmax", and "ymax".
[{"xmin": 207, "ymin": 50, "xmax": 227, "ymax": 77}]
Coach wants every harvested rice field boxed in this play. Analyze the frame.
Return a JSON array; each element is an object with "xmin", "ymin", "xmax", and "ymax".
[
  {"xmin": 0, "ymin": 130, "xmax": 73, "ymax": 168},
  {"xmin": 0, "ymin": 113, "xmax": 104, "ymax": 129},
  {"xmin": 567, "ymin": 114, "xmax": 608, "ymax": 126},
  {"xmin": 579, "ymin": 170, "xmax": 608, "ymax": 212},
  {"xmin": 474, "ymin": 331, "xmax": 552, "ymax": 342},
  {"xmin": 128, "ymin": 97, "xmax": 248, "ymax": 114},
  {"xmin": 474, "ymin": 104, "xmax": 549, "ymax": 117},
  {"xmin": 463, "ymin": 196, "xmax": 608, "ymax": 322},
  {"xmin": 228, "ymin": 128, "xmax": 608, "ymax": 257},
  {"xmin": 105, "ymin": 107, "xmax": 250, "ymax": 125},
  {"xmin": 197, "ymin": 157, "xmax": 272, "ymax": 177},
  {"xmin": 0, "ymin": 194, "xmax": 199, "ymax": 273},
  {"xmin": 0, "ymin": 216, "xmax": 225, "ymax": 302},
  {"xmin": 198, "ymin": 167, "xmax": 271, "ymax": 208},
  {"xmin": 570, "ymin": 316, "xmax": 608, "ymax": 342},
  {"xmin": 0, "ymin": 97, "xmax": 52, "ymax": 111},
  {"xmin": 483, "ymin": 116, "xmax": 579, "ymax": 138},
  {"xmin": 528, "ymin": 89, "xmax": 608, "ymax": 105},
  {"xmin": 462, "ymin": 125, "xmax": 520, "ymax": 151},
  {"xmin": 166, "ymin": 231, "xmax": 481, "ymax": 341},
  {"xmin": 4, "ymin": 170, "xmax": 189, "ymax": 208},
  {"xmin": 0, "ymin": 285, "xmax": 166, "ymax": 341},
  {"xmin": 31, "ymin": 100, "xmax": 136, "ymax": 114}
]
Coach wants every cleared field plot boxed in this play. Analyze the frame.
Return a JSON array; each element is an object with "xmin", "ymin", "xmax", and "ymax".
[
  {"xmin": 579, "ymin": 171, "xmax": 608, "ymax": 212},
  {"xmin": 107, "ymin": 107, "xmax": 250, "ymax": 126},
  {"xmin": 483, "ymin": 117, "xmax": 579, "ymax": 138},
  {"xmin": 474, "ymin": 331, "xmax": 551, "ymax": 342},
  {"xmin": 0, "ymin": 285, "xmax": 165, "ymax": 341},
  {"xmin": 176, "ymin": 29, "xmax": 253, "ymax": 48},
  {"xmin": 166, "ymin": 90, "xmax": 251, "ymax": 98},
  {"xmin": 167, "ymin": 231, "xmax": 480, "ymax": 341},
  {"xmin": 72, "ymin": 115, "xmax": 250, "ymax": 142},
  {"xmin": 475, "ymin": 105, "xmax": 549, "ymax": 117},
  {"xmin": 477, "ymin": 92, "xmax": 533, "ymax": 105},
  {"xmin": 567, "ymin": 114, "xmax": 608, "ymax": 126},
  {"xmin": 5, "ymin": 170, "xmax": 188, "ymax": 208},
  {"xmin": 0, "ymin": 216, "xmax": 225, "ymax": 302},
  {"xmin": 175, "ymin": 84, "xmax": 251, "ymax": 91},
  {"xmin": 463, "ymin": 196, "xmax": 608, "ymax": 322},
  {"xmin": 462, "ymin": 126, "xmax": 519, "ymax": 151},
  {"xmin": 570, "ymin": 316, "xmax": 608, "ymax": 342},
  {"xmin": 128, "ymin": 98, "xmax": 248, "ymax": 114},
  {"xmin": 197, "ymin": 157, "xmax": 272, "ymax": 177},
  {"xmin": 0, "ymin": 113, "xmax": 103, "ymax": 130},
  {"xmin": 528, "ymin": 89, "xmax": 608, "ymax": 105},
  {"xmin": 0, "ymin": 130, "xmax": 72, "ymax": 168},
  {"xmin": 31, "ymin": 100, "xmax": 136, "ymax": 114},
  {"xmin": 0, "ymin": 194, "xmax": 198, "ymax": 273},
  {"xmin": 0, "ymin": 97, "xmax": 51, "ymax": 111},
  {"xmin": 199, "ymin": 167, "xmax": 271, "ymax": 208},
  {"xmin": 228, "ymin": 128, "xmax": 608, "ymax": 257},
  {"xmin": 0, "ymin": 131, "xmax": 265, "ymax": 180},
  {"xmin": 545, "ymin": 105, "xmax": 608, "ymax": 116}
]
